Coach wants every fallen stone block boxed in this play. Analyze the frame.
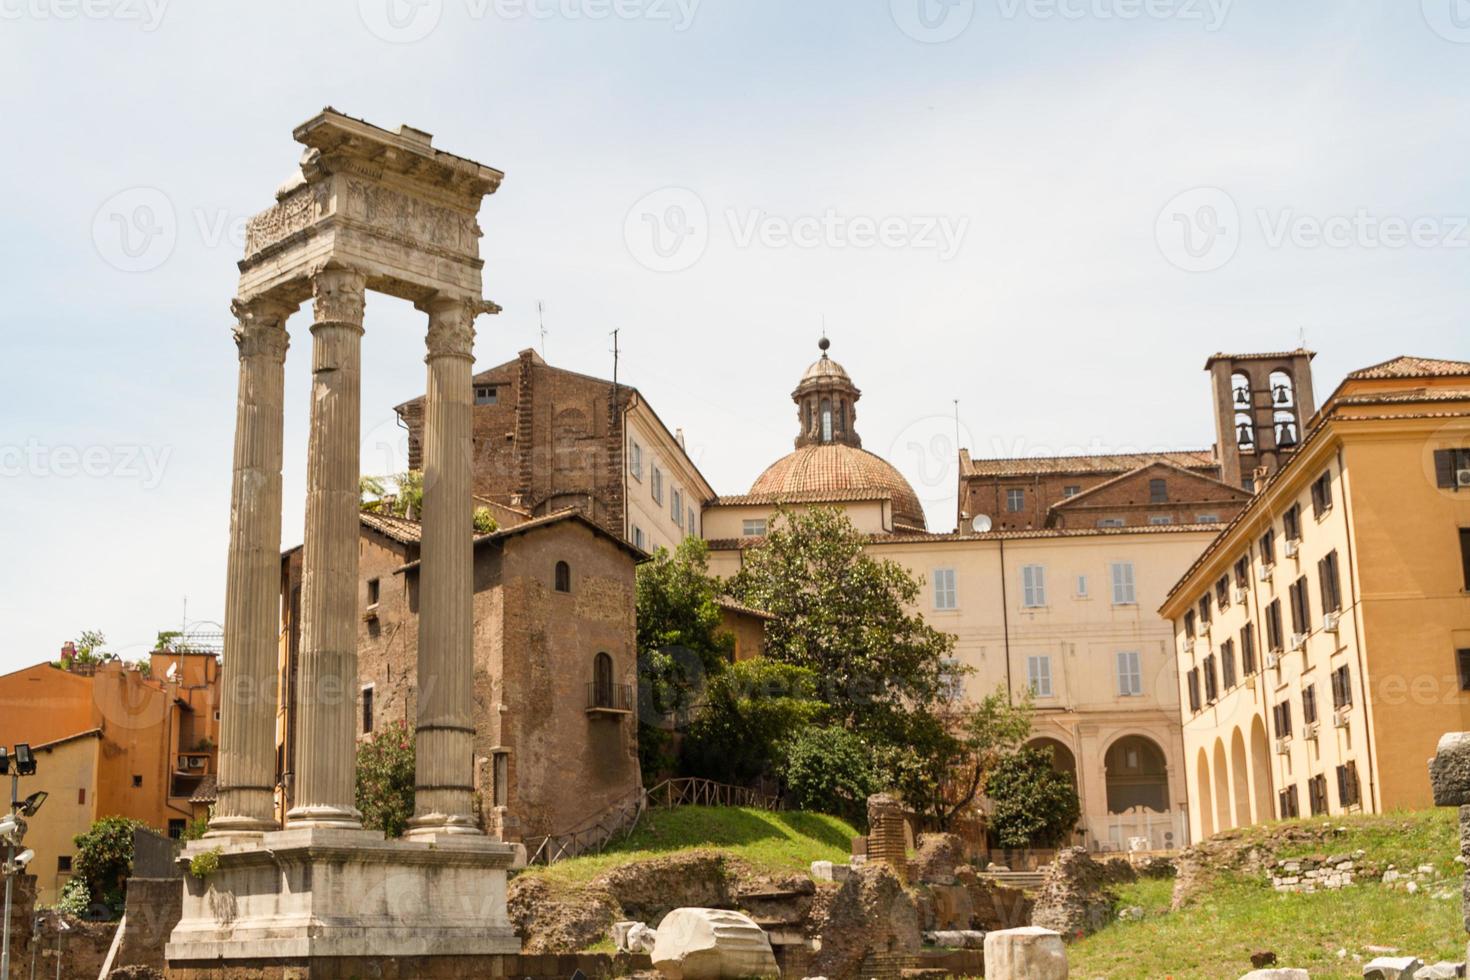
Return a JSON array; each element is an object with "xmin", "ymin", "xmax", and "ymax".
[
  {"xmin": 1415, "ymin": 963, "xmax": 1466, "ymax": 979},
  {"xmin": 923, "ymin": 930, "xmax": 986, "ymax": 949},
  {"xmin": 1431, "ymin": 733, "xmax": 1470, "ymax": 806},
  {"xmin": 1364, "ymin": 957, "xmax": 1424, "ymax": 980},
  {"xmin": 1239, "ymin": 971, "xmax": 1309, "ymax": 980},
  {"xmin": 651, "ymin": 908, "xmax": 778, "ymax": 980},
  {"xmin": 983, "ymin": 926, "xmax": 1067, "ymax": 980},
  {"xmin": 809, "ymin": 860, "xmax": 852, "ymax": 883}
]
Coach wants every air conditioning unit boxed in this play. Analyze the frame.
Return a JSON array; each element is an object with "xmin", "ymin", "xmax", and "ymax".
[
  {"xmin": 1275, "ymin": 737, "xmax": 1292, "ymax": 755},
  {"xmin": 1458, "ymin": 468, "xmax": 1470, "ymax": 488},
  {"xmin": 1258, "ymin": 564, "xmax": 1274, "ymax": 582},
  {"xmin": 178, "ymin": 755, "xmax": 205, "ymax": 771},
  {"xmin": 1304, "ymin": 722, "xmax": 1320, "ymax": 740},
  {"xmin": 1266, "ymin": 652, "xmax": 1282, "ymax": 669},
  {"xmin": 1233, "ymin": 586, "xmax": 1248, "ymax": 604},
  {"xmin": 1322, "ymin": 612, "xmax": 1340, "ymax": 633},
  {"xmin": 1285, "ymin": 540, "xmax": 1300, "ymax": 559},
  {"xmin": 1334, "ymin": 708, "xmax": 1350, "ymax": 729},
  {"xmin": 1290, "ymin": 633, "xmax": 1307, "ymax": 651},
  {"xmin": 1182, "ymin": 638, "xmax": 1195, "ymax": 654}
]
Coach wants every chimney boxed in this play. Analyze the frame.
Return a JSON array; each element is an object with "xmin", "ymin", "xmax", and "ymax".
[
  {"xmin": 60, "ymin": 641, "xmax": 76, "ymax": 667},
  {"xmin": 675, "ymin": 428, "xmax": 687, "ymax": 451}
]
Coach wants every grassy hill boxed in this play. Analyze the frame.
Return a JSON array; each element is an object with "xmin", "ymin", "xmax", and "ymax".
[
  {"xmin": 519, "ymin": 805, "xmax": 859, "ymax": 886},
  {"xmin": 1071, "ymin": 808, "xmax": 1464, "ymax": 979}
]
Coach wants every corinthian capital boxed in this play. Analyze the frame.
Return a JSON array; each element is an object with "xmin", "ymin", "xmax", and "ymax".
[
  {"xmin": 230, "ymin": 296, "xmax": 295, "ymax": 362},
  {"xmin": 422, "ymin": 295, "xmax": 494, "ymax": 360},
  {"xmin": 311, "ymin": 267, "xmax": 368, "ymax": 327}
]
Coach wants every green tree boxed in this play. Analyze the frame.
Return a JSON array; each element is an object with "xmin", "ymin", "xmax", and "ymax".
[
  {"xmin": 986, "ymin": 746, "xmax": 1082, "ymax": 848},
  {"xmin": 356, "ymin": 721, "xmax": 416, "ymax": 838},
  {"xmin": 778, "ymin": 725, "xmax": 878, "ymax": 826},
  {"xmin": 728, "ymin": 507, "xmax": 959, "ymax": 739},
  {"xmin": 473, "ymin": 506, "xmax": 499, "ymax": 534},
  {"xmin": 680, "ymin": 660, "xmax": 825, "ymax": 785},
  {"xmin": 360, "ymin": 472, "xmax": 424, "ymax": 519},
  {"xmin": 72, "ymin": 816, "xmax": 146, "ymax": 916}
]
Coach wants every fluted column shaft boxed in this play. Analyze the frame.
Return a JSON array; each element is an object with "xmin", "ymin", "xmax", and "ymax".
[
  {"xmin": 407, "ymin": 297, "xmax": 481, "ymax": 838},
  {"xmin": 210, "ymin": 297, "xmax": 294, "ymax": 836},
  {"xmin": 287, "ymin": 267, "xmax": 367, "ymax": 829}
]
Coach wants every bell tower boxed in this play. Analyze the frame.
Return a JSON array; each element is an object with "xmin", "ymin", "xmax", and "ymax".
[
  {"xmin": 793, "ymin": 337, "xmax": 863, "ymax": 450},
  {"xmin": 1208, "ymin": 349, "xmax": 1317, "ymax": 490}
]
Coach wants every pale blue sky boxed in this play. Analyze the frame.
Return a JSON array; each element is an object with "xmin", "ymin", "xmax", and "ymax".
[{"xmin": 1, "ymin": 0, "xmax": 1467, "ymax": 671}]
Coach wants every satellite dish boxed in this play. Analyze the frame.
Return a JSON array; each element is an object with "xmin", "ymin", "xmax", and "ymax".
[{"xmin": 971, "ymin": 514, "xmax": 993, "ymax": 533}]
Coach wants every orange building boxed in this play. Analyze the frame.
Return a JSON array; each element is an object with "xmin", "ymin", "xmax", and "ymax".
[{"xmin": 0, "ymin": 650, "xmax": 221, "ymax": 902}]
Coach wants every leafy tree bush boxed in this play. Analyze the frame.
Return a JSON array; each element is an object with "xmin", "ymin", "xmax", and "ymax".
[
  {"xmin": 72, "ymin": 816, "xmax": 146, "ymax": 916},
  {"xmin": 679, "ymin": 660, "xmax": 825, "ymax": 785},
  {"xmin": 778, "ymin": 725, "xmax": 878, "ymax": 826},
  {"xmin": 356, "ymin": 721, "xmax": 415, "ymax": 838},
  {"xmin": 986, "ymin": 746, "xmax": 1082, "ymax": 848},
  {"xmin": 54, "ymin": 876, "xmax": 90, "ymax": 916},
  {"xmin": 473, "ymin": 506, "xmax": 499, "ymax": 534},
  {"xmin": 637, "ymin": 538, "xmax": 735, "ymax": 718}
]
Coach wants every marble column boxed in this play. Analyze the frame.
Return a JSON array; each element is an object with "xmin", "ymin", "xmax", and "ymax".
[
  {"xmin": 287, "ymin": 267, "xmax": 367, "ymax": 829},
  {"xmin": 407, "ymin": 296, "xmax": 482, "ymax": 838},
  {"xmin": 209, "ymin": 297, "xmax": 295, "ymax": 836}
]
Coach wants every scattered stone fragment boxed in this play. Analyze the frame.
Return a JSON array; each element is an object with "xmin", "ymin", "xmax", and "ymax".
[
  {"xmin": 650, "ymin": 908, "xmax": 777, "ymax": 980},
  {"xmin": 1363, "ymin": 956, "xmax": 1424, "ymax": 980},
  {"xmin": 984, "ymin": 926, "xmax": 1067, "ymax": 980},
  {"xmin": 1430, "ymin": 733, "xmax": 1470, "ymax": 806},
  {"xmin": 923, "ymin": 929, "xmax": 986, "ymax": 949},
  {"xmin": 1239, "ymin": 970, "xmax": 1309, "ymax": 980},
  {"xmin": 809, "ymin": 860, "xmax": 851, "ymax": 883},
  {"xmin": 1414, "ymin": 963, "xmax": 1466, "ymax": 979}
]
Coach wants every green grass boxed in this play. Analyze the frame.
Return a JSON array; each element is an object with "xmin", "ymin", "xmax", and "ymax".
[
  {"xmin": 519, "ymin": 805, "xmax": 858, "ymax": 886},
  {"xmin": 1071, "ymin": 809, "xmax": 1463, "ymax": 979}
]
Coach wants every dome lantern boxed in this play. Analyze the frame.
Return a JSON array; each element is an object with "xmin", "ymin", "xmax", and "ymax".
[{"xmin": 793, "ymin": 337, "xmax": 862, "ymax": 450}]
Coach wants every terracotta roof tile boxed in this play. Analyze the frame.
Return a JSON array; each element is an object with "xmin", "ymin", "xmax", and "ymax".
[
  {"xmin": 961, "ymin": 450, "xmax": 1217, "ymax": 478},
  {"xmin": 1345, "ymin": 355, "xmax": 1470, "ymax": 380},
  {"xmin": 747, "ymin": 444, "xmax": 927, "ymax": 530}
]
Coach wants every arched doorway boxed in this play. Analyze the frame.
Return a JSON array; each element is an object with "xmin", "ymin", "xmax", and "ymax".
[
  {"xmin": 1103, "ymin": 736, "xmax": 1169, "ymax": 814},
  {"xmin": 1196, "ymin": 748, "xmax": 1214, "ymax": 839},
  {"xmin": 1212, "ymin": 739, "xmax": 1232, "ymax": 831},
  {"xmin": 1230, "ymin": 729, "xmax": 1252, "ymax": 828},
  {"xmin": 1249, "ymin": 716, "xmax": 1273, "ymax": 822},
  {"xmin": 1028, "ymin": 737, "xmax": 1079, "ymax": 791}
]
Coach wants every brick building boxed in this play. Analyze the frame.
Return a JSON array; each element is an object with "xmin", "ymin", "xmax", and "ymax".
[
  {"xmin": 278, "ymin": 508, "xmax": 643, "ymax": 844},
  {"xmin": 395, "ymin": 348, "xmax": 712, "ymax": 554}
]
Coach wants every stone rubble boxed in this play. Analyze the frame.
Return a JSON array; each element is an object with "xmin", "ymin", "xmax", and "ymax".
[
  {"xmin": 1238, "ymin": 970, "xmax": 1310, "ymax": 980},
  {"xmin": 983, "ymin": 926, "xmax": 1067, "ymax": 980},
  {"xmin": 1362, "ymin": 956, "xmax": 1424, "ymax": 979}
]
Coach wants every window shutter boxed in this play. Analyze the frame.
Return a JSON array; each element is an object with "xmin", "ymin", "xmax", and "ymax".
[{"xmin": 1435, "ymin": 449, "xmax": 1456, "ymax": 488}]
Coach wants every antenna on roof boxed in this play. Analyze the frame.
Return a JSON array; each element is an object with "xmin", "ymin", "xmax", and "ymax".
[
  {"xmin": 610, "ymin": 328, "xmax": 620, "ymax": 391},
  {"xmin": 953, "ymin": 399, "xmax": 961, "ymax": 455},
  {"xmin": 1298, "ymin": 326, "xmax": 1307, "ymax": 349},
  {"xmin": 537, "ymin": 301, "xmax": 548, "ymax": 356}
]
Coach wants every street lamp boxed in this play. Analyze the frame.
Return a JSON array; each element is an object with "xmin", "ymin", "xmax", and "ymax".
[{"xmin": 1, "ymin": 743, "xmax": 43, "ymax": 980}]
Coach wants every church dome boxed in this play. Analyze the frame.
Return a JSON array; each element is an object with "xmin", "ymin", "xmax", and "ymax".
[{"xmin": 749, "ymin": 443, "xmax": 928, "ymax": 531}]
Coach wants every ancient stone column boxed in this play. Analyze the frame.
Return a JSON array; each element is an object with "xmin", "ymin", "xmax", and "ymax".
[
  {"xmin": 1429, "ymin": 732, "xmax": 1470, "ymax": 945},
  {"xmin": 407, "ymin": 296, "xmax": 482, "ymax": 838},
  {"xmin": 287, "ymin": 267, "xmax": 367, "ymax": 830},
  {"xmin": 209, "ymin": 297, "xmax": 294, "ymax": 837}
]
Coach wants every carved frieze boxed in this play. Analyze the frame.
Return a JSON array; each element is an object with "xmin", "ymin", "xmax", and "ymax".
[
  {"xmin": 244, "ymin": 185, "xmax": 324, "ymax": 258},
  {"xmin": 343, "ymin": 178, "xmax": 480, "ymax": 256}
]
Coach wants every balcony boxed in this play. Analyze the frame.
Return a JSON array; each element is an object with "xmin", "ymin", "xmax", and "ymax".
[{"xmin": 587, "ymin": 682, "xmax": 634, "ymax": 717}]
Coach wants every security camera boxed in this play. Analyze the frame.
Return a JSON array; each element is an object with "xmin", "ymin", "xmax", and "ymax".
[
  {"xmin": 9, "ymin": 848, "xmax": 34, "ymax": 871},
  {"xmin": 0, "ymin": 814, "xmax": 26, "ymax": 845}
]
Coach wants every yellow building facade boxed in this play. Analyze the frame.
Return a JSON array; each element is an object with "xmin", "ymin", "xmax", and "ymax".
[{"xmin": 1162, "ymin": 356, "xmax": 1470, "ymax": 841}]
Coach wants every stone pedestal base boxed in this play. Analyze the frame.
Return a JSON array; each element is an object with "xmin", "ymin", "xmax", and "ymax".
[{"xmin": 165, "ymin": 827, "xmax": 519, "ymax": 971}]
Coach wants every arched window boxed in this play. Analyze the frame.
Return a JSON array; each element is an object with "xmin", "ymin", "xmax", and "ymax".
[
  {"xmin": 1274, "ymin": 410, "xmax": 1298, "ymax": 448},
  {"xmin": 821, "ymin": 399, "xmax": 833, "ymax": 442},
  {"xmin": 593, "ymin": 652, "xmax": 614, "ymax": 708},
  {"xmin": 1231, "ymin": 372, "xmax": 1252, "ymax": 410},
  {"xmin": 837, "ymin": 400, "xmax": 847, "ymax": 435},
  {"xmin": 1269, "ymin": 370, "xmax": 1296, "ymax": 409},
  {"xmin": 554, "ymin": 561, "xmax": 571, "ymax": 593},
  {"xmin": 1234, "ymin": 412, "xmax": 1255, "ymax": 449}
]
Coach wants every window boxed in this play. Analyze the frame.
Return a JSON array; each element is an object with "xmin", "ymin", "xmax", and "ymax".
[
  {"xmin": 1337, "ymin": 761, "xmax": 1361, "ymax": 807},
  {"xmin": 77, "ymin": 788, "xmax": 86, "ymax": 805},
  {"xmin": 1221, "ymin": 639, "xmax": 1236, "ymax": 688},
  {"xmin": 1308, "ymin": 775, "xmax": 1329, "ymax": 816},
  {"xmin": 1203, "ymin": 655, "xmax": 1218, "ymax": 702},
  {"xmin": 688, "ymin": 507, "xmax": 697, "ymax": 537},
  {"xmin": 1198, "ymin": 593, "xmax": 1212, "ymax": 627},
  {"xmin": 1311, "ymin": 470, "xmax": 1333, "ymax": 518},
  {"xmin": 933, "ymin": 569, "xmax": 957, "ymax": 610},
  {"xmin": 1331, "ymin": 665, "xmax": 1353, "ymax": 709},
  {"xmin": 1184, "ymin": 610, "xmax": 1197, "ymax": 637},
  {"xmin": 651, "ymin": 465, "xmax": 663, "ymax": 504},
  {"xmin": 632, "ymin": 526, "xmax": 646, "ymax": 550},
  {"xmin": 1266, "ymin": 600, "xmax": 1284, "ymax": 652},
  {"xmin": 593, "ymin": 652, "xmax": 615, "ymax": 708},
  {"xmin": 1318, "ymin": 550, "xmax": 1342, "ymax": 614},
  {"xmin": 1288, "ymin": 576, "xmax": 1311, "ymax": 636},
  {"xmin": 492, "ymin": 752, "xmax": 509, "ymax": 808},
  {"xmin": 1234, "ymin": 555, "xmax": 1251, "ymax": 588},
  {"xmin": 1097, "ymin": 517, "xmax": 1126, "ymax": 528},
  {"xmin": 1187, "ymin": 669, "xmax": 1201, "ymax": 712},
  {"xmin": 1063, "ymin": 485, "xmax": 1081, "ymax": 498},
  {"xmin": 1302, "ymin": 684, "xmax": 1318, "ymax": 725},
  {"xmin": 1216, "ymin": 575, "xmax": 1231, "ymax": 611},
  {"xmin": 1027, "ymin": 655, "xmax": 1053, "ymax": 697},
  {"xmin": 1459, "ymin": 649, "xmax": 1470, "ymax": 691},
  {"xmin": 555, "ymin": 561, "xmax": 571, "ymax": 593},
  {"xmin": 1007, "ymin": 488, "xmax": 1025, "ymax": 512},
  {"xmin": 1283, "ymin": 503, "xmax": 1301, "ymax": 541},
  {"xmin": 474, "ymin": 384, "xmax": 498, "ymax": 406},
  {"xmin": 672, "ymin": 489, "xmax": 683, "ymax": 527},
  {"xmin": 1241, "ymin": 624, "xmax": 1257, "ymax": 674},
  {"xmin": 1116, "ymin": 651, "xmax": 1142, "ymax": 696},
  {"xmin": 132, "ymin": 775, "xmax": 143, "ymax": 788},
  {"xmin": 940, "ymin": 658, "xmax": 963, "ymax": 702},
  {"xmin": 821, "ymin": 398, "xmax": 833, "ymax": 442},
  {"xmin": 366, "ymin": 577, "xmax": 380, "ymax": 607},
  {"xmin": 1461, "ymin": 528, "xmax": 1470, "ymax": 591},
  {"xmin": 1110, "ymin": 562, "xmax": 1136, "ymax": 604},
  {"xmin": 1149, "ymin": 515, "xmax": 1173, "ymax": 526},
  {"xmin": 1197, "ymin": 513, "xmax": 1221, "ymax": 524},
  {"xmin": 629, "ymin": 441, "xmax": 643, "ymax": 480},
  {"xmin": 1022, "ymin": 565, "xmax": 1047, "ymax": 607},
  {"xmin": 1279, "ymin": 785, "xmax": 1300, "ymax": 819},
  {"xmin": 57, "ymin": 855, "xmax": 72, "ymax": 873},
  {"xmin": 1076, "ymin": 574, "xmax": 1089, "ymax": 598},
  {"xmin": 1149, "ymin": 478, "xmax": 1168, "ymax": 503},
  {"xmin": 168, "ymin": 819, "xmax": 186, "ymax": 839},
  {"xmin": 1260, "ymin": 529, "xmax": 1276, "ymax": 566},
  {"xmin": 1273, "ymin": 700, "xmax": 1293, "ymax": 739},
  {"xmin": 1434, "ymin": 448, "xmax": 1470, "ymax": 488},
  {"xmin": 362, "ymin": 685, "xmax": 374, "ymax": 734},
  {"xmin": 742, "ymin": 519, "xmax": 767, "ymax": 537}
]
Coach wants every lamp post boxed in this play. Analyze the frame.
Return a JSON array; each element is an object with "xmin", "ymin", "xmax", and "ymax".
[{"xmin": 1, "ymin": 744, "xmax": 44, "ymax": 980}]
